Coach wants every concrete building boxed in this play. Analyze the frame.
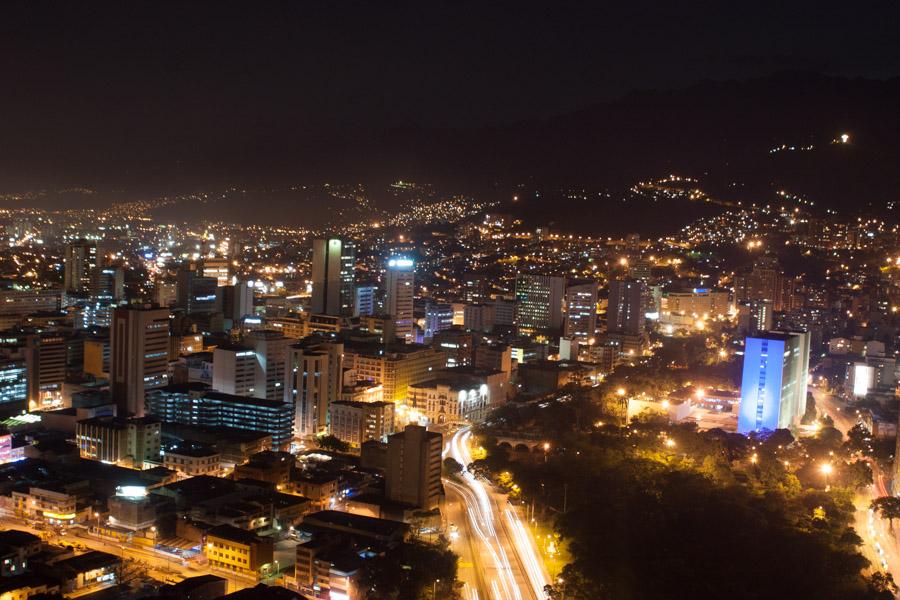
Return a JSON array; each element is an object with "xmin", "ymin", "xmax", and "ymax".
[
  {"xmin": 607, "ymin": 278, "xmax": 646, "ymax": 336},
  {"xmin": 564, "ymin": 279, "xmax": 598, "ymax": 340},
  {"xmin": 212, "ymin": 344, "xmax": 257, "ymax": 396},
  {"xmin": 64, "ymin": 240, "xmax": 98, "ymax": 293},
  {"xmin": 737, "ymin": 331, "xmax": 811, "ymax": 434},
  {"xmin": 329, "ymin": 400, "xmax": 395, "ymax": 447},
  {"xmin": 514, "ymin": 273, "xmax": 566, "ymax": 336},
  {"xmin": 385, "ymin": 424, "xmax": 442, "ymax": 510},
  {"xmin": 423, "ymin": 302, "xmax": 454, "ymax": 341},
  {"xmin": 204, "ymin": 524, "xmax": 274, "ymax": 579},
  {"xmin": 75, "ymin": 416, "xmax": 161, "ymax": 469},
  {"xmin": 385, "ymin": 257, "xmax": 415, "ymax": 343},
  {"xmin": 111, "ymin": 305, "xmax": 170, "ymax": 417},
  {"xmin": 287, "ymin": 340, "xmax": 344, "ymax": 439},
  {"xmin": 176, "ymin": 266, "xmax": 218, "ymax": 315},
  {"xmin": 311, "ymin": 238, "xmax": 357, "ymax": 317},
  {"xmin": 243, "ymin": 330, "xmax": 290, "ymax": 402},
  {"xmin": 24, "ymin": 332, "xmax": 66, "ymax": 410},
  {"xmin": 342, "ymin": 342, "xmax": 445, "ymax": 405}
]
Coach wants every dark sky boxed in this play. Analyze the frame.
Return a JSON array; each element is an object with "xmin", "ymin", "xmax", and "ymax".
[{"xmin": 2, "ymin": 1, "xmax": 900, "ymax": 190}]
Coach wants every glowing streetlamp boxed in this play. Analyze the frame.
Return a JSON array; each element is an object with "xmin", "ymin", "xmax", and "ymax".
[{"xmin": 821, "ymin": 463, "xmax": 833, "ymax": 489}]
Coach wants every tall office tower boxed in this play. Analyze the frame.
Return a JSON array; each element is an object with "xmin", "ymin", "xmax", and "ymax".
[
  {"xmin": 631, "ymin": 259, "xmax": 652, "ymax": 281},
  {"xmin": 514, "ymin": 273, "xmax": 566, "ymax": 336},
  {"xmin": 311, "ymin": 238, "xmax": 357, "ymax": 316},
  {"xmin": 737, "ymin": 300, "xmax": 773, "ymax": 336},
  {"xmin": 176, "ymin": 266, "xmax": 218, "ymax": 315},
  {"xmin": 24, "ymin": 332, "xmax": 66, "ymax": 410},
  {"xmin": 564, "ymin": 279, "xmax": 599, "ymax": 340},
  {"xmin": 424, "ymin": 302, "xmax": 453, "ymax": 341},
  {"xmin": 737, "ymin": 331, "xmax": 810, "ymax": 434},
  {"xmin": 201, "ymin": 257, "xmax": 232, "ymax": 287},
  {"xmin": 212, "ymin": 344, "xmax": 257, "ymax": 396},
  {"xmin": 244, "ymin": 330, "xmax": 290, "ymax": 402},
  {"xmin": 607, "ymin": 279, "xmax": 647, "ymax": 335},
  {"xmin": 463, "ymin": 273, "xmax": 488, "ymax": 304},
  {"xmin": 385, "ymin": 257, "xmax": 415, "ymax": 343},
  {"xmin": 354, "ymin": 284, "xmax": 377, "ymax": 317},
  {"xmin": 219, "ymin": 282, "xmax": 254, "ymax": 323},
  {"xmin": 287, "ymin": 340, "xmax": 343, "ymax": 439},
  {"xmin": 386, "ymin": 424, "xmax": 442, "ymax": 509},
  {"xmin": 89, "ymin": 265, "xmax": 124, "ymax": 302},
  {"xmin": 733, "ymin": 257, "xmax": 797, "ymax": 312},
  {"xmin": 64, "ymin": 240, "xmax": 98, "ymax": 293},
  {"xmin": 111, "ymin": 305, "xmax": 171, "ymax": 417}
]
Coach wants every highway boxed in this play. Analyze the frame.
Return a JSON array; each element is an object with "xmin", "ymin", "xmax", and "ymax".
[
  {"xmin": 443, "ymin": 427, "xmax": 550, "ymax": 600},
  {"xmin": 812, "ymin": 385, "xmax": 900, "ymax": 585}
]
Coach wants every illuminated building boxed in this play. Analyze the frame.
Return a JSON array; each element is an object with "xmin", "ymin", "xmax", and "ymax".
[
  {"xmin": 311, "ymin": 238, "xmax": 357, "ymax": 316},
  {"xmin": 287, "ymin": 340, "xmax": 343, "ymax": 439},
  {"xmin": 432, "ymin": 328, "xmax": 474, "ymax": 367},
  {"xmin": 219, "ymin": 281, "xmax": 254, "ymax": 325},
  {"xmin": 201, "ymin": 257, "xmax": 232, "ymax": 287},
  {"xmin": 111, "ymin": 305, "xmax": 170, "ymax": 417},
  {"xmin": 244, "ymin": 330, "xmax": 290, "ymax": 402},
  {"xmin": 329, "ymin": 400, "xmax": 395, "ymax": 446},
  {"xmin": 13, "ymin": 486, "xmax": 80, "ymax": 526},
  {"xmin": 607, "ymin": 278, "xmax": 646, "ymax": 336},
  {"xmin": 737, "ymin": 331, "xmax": 810, "ymax": 434},
  {"xmin": 737, "ymin": 300, "xmax": 773, "ymax": 336},
  {"xmin": 658, "ymin": 288, "xmax": 730, "ymax": 334},
  {"xmin": 89, "ymin": 265, "xmax": 124, "ymax": 302},
  {"xmin": 204, "ymin": 524, "xmax": 274, "ymax": 579},
  {"xmin": 514, "ymin": 273, "xmax": 566, "ymax": 336},
  {"xmin": 24, "ymin": 332, "xmax": 66, "ymax": 410},
  {"xmin": 354, "ymin": 283, "xmax": 377, "ymax": 317},
  {"xmin": 423, "ymin": 302, "xmax": 453, "ymax": 341},
  {"xmin": 176, "ymin": 265, "xmax": 217, "ymax": 315},
  {"xmin": 64, "ymin": 240, "xmax": 98, "ymax": 293},
  {"xmin": 733, "ymin": 257, "xmax": 799, "ymax": 312},
  {"xmin": 342, "ymin": 341, "xmax": 445, "ymax": 404},
  {"xmin": 408, "ymin": 374, "xmax": 498, "ymax": 426},
  {"xmin": 163, "ymin": 444, "xmax": 221, "ymax": 477},
  {"xmin": 0, "ymin": 352, "xmax": 28, "ymax": 415},
  {"xmin": 212, "ymin": 344, "xmax": 257, "ymax": 396},
  {"xmin": 146, "ymin": 383, "xmax": 294, "ymax": 450},
  {"xmin": 75, "ymin": 416, "xmax": 161, "ymax": 468},
  {"xmin": 386, "ymin": 424, "xmax": 442, "ymax": 510},
  {"xmin": 385, "ymin": 257, "xmax": 415, "ymax": 343},
  {"xmin": 564, "ymin": 279, "xmax": 598, "ymax": 340}
]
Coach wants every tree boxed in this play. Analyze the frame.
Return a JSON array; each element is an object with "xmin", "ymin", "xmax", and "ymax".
[
  {"xmin": 316, "ymin": 434, "xmax": 350, "ymax": 453},
  {"xmin": 443, "ymin": 457, "xmax": 463, "ymax": 475},
  {"xmin": 847, "ymin": 424, "xmax": 873, "ymax": 455},
  {"xmin": 871, "ymin": 496, "xmax": 900, "ymax": 530}
]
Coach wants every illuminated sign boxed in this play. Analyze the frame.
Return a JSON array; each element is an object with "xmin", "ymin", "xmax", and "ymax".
[
  {"xmin": 387, "ymin": 258, "xmax": 414, "ymax": 269},
  {"xmin": 853, "ymin": 364, "xmax": 873, "ymax": 397},
  {"xmin": 116, "ymin": 485, "xmax": 148, "ymax": 499}
]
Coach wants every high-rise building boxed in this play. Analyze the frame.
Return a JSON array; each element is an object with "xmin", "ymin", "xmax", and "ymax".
[
  {"xmin": 737, "ymin": 331, "xmax": 810, "ymax": 434},
  {"xmin": 329, "ymin": 400, "xmax": 394, "ymax": 447},
  {"xmin": 311, "ymin": 238, "xmax": 357, "ymax": 316},
  {"xmin": 342, "ymin": 341, "xmax": 446, "ymax": 404},
  {"xmin": 201, "ymin": 257, "xmax": 232, "ymax": 287},
  {"xmin": 733, "ymin": 257, "xmax": 798, "ymax": 312},
  {"xmin": 354, "ymin": 284, "xmax": 377, "ymax": 317},
  {"xmin": 737, "ymin": 300, "xmax": 773, "ymax": 336},
  {"xmin": 111, "ymin": 305, "xmax": 170, "ymax": 417},
  {"xmin": 423, "ymin": 302, "xmax": 453, "ymax": 341},
  {"xmin": 287, "ymin": 340, "xmax": 343, "ymax": 439},
  {"xmin": 244, "ymin": 330, "xmax": 289, "ymax": 402},
  {"xmin": 176, "ymin": 266, "xmax": 218, "ymax": 315},
  {"xmin": 89, "ymin": 266, "xmax": 124, "ymax": 302},
  {"xmin": 385, "ymin": 257, "xmax": 415, "ymax": 343},
  {"xmin": 607, "ymin": 279, "xmax": 646, "ymax": 336},
  {"xmin": 514, "ymin": 273, "xmax": 566, "ymax": 336},
  {"xmin": 64, "ymin": 240, "xmax": 98, "ymax": 293},
  {"xmin": 24, "ymin": 332, "xmax": 66, "ymax": 410},
  {"xmin": 218, "ymin": 282, "xmax": 254, "ymax": 324},
  {"xmin": 385, "ymin": 424, "xmax": 442, "ymax": 509},
  {"xmin": 212, "ymin": 344, "xmax": 257, "ymax": 396},
  {"xmin": 564, "ymin": 280, "xmax": 598, "ymax": 340},
  {"xmin": 0, "ymin": 355, "xmax": 27, "ymax": 414}
]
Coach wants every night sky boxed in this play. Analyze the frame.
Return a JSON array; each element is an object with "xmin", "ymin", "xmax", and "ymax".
[{"xmin": 2, "ymin": 1, "xmax": 900, "ymax": 190}]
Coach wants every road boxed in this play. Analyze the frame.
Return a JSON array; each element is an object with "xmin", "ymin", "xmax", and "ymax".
[
  {"xmin": 0, "ymin": 512, "xmax": 258, "ymax": 594},
  {"xmin": 443, "ymin": 427, "xmax": 550, "ymax": 600},
  {"xmin": 812, "ymin": 385, "xmax": 900, "ymax": 585}
]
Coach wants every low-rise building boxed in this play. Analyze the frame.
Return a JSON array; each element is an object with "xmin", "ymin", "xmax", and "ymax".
[
  {"xmin": 164, "ymin": 444, "xmax": 221, "ymax": 478},
  {"xmin": 329, "ymin": 401, "xmax": 394, "ymax": 447},
  {"xmin": 204, "ymin": 524, "xmax": 274, "ymax": 579}
]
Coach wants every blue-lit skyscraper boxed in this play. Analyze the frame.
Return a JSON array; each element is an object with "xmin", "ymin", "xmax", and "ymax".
[{"xmin": 737, "ymin": 331, "xmax": 810, "ymax": 434}]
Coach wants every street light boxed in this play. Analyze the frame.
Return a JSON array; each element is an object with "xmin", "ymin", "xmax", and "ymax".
[
  {"xmin": 821, "ymin": 463, "xmax": 833, "ymax": 489},
  {"xmin": 543, "ymin": 442, "xmax": 550, "ymax": 463},
  {"xmin": 665, "ymin": 438, "xmax": 676, "ymax": 448},
  {"xmin": 433, "ymin": 578, "xmax": 440, "ymax": 598}
]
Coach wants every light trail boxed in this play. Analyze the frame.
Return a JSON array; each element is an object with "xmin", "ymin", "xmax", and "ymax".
[{"xmin": 444, "ymin": 426, "xmax": 549, "ymax": 600}]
